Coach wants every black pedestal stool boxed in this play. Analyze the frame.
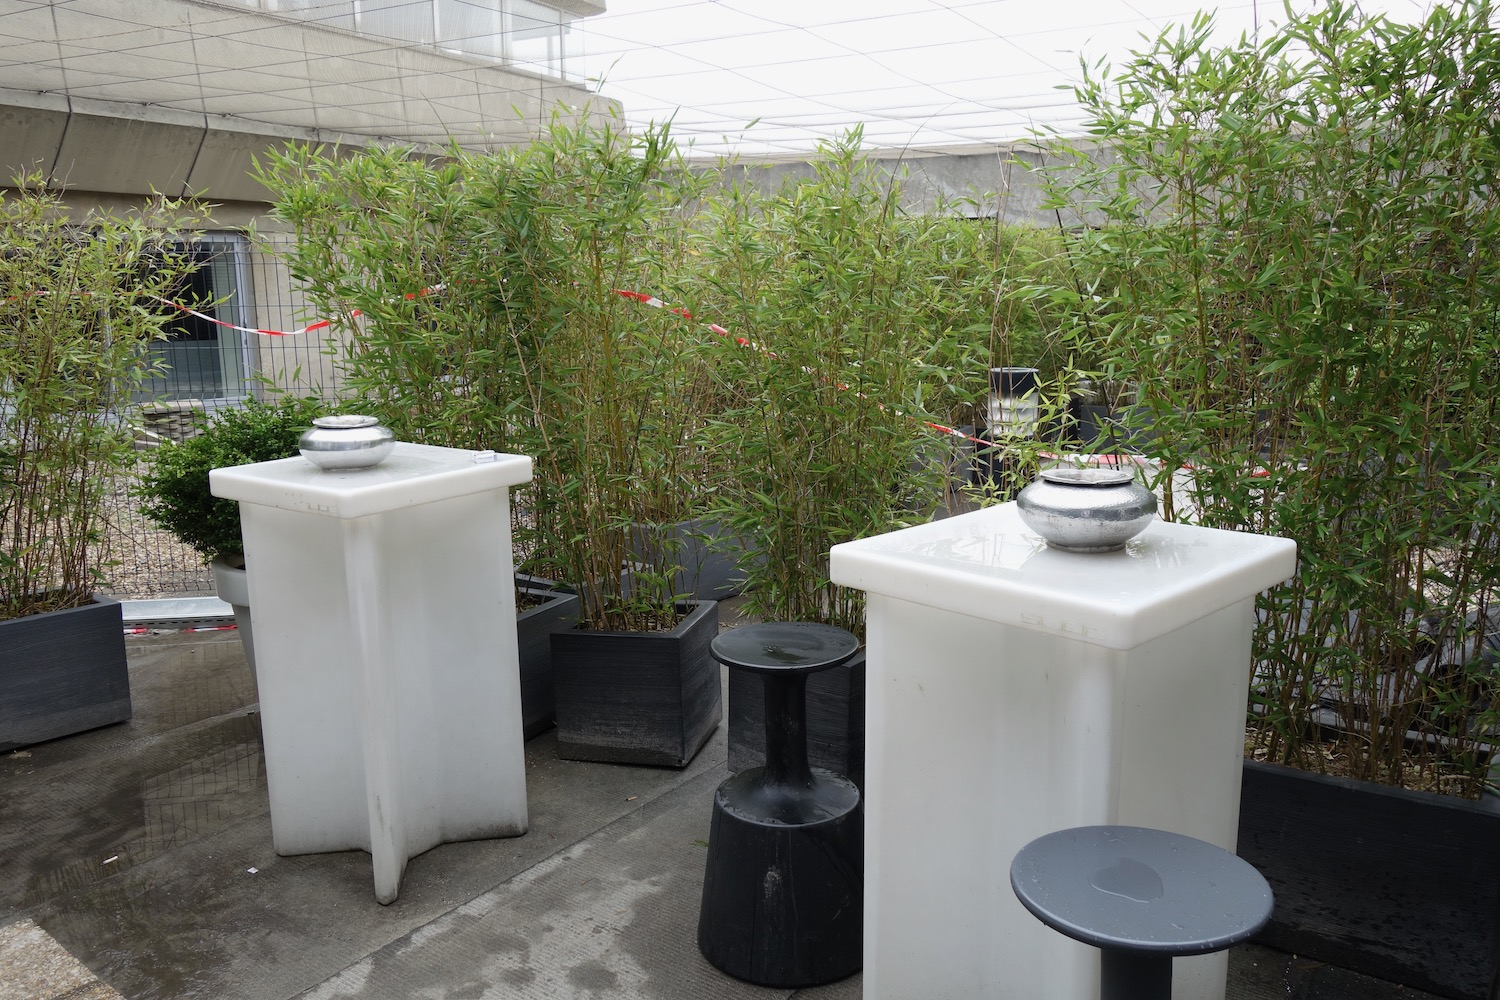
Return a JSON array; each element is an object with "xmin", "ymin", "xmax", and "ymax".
[
  {"xmin": 1010, "ymin": 825, "xmax": 1273, "ymax": 1000},
  {"xmin": 697, "ymin": 622, "xmax": 863, "ymax": 987}
]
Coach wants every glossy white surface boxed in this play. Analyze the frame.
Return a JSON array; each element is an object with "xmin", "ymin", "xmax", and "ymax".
[
  {"xmin": 830, "ymin": 502, "xmax": 1295, "ymax": 649},
  {"xmin": 211, "ymin": 444, "xmax": 532, "ymax": 904},
  {"xmin": 210, "ymin": 442, "xmax": 532, "ymax": 519},
  {"xmin": 830, "ymin": 502, "xmax": 1296, "ymax": 1000}
]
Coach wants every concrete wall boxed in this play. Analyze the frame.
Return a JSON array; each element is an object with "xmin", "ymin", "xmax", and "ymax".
[
  {"xmin": 0, "ymin": 0, "xmax": 615, "ymax": 202},
  {"xmin": 717, "ymin": 140, "xmax": 1114, "ymax": 227},
  {"xmin": 0, "ymin": 0, "xmax": 617, "ymax": 403},
  {"xmin": 0, "ymin": 0, "xmax": 612, "ymax": 151}
]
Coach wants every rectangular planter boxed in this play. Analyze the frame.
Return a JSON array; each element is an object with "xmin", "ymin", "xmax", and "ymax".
[
  {"xmin": 1238, "ymin": 758, "xmax": 1500, "ymax": 1000},
  {"xmin": 515, "ymin": 577, "xmax": 580, "ymax": 740},
  {"xmin": 728, "ymin": 650, "xmax": 865, "ymax": 789},
  {"xmin": 628, "ymin": 518, "xmax": 755, "ymax": 601},
  {"xmin": 552, "ymin": 599, "xmax": 722, "ymax": 767},
  {"xmin": 0, "ymin": 595, "xmax": 132, "ymax": 752}
]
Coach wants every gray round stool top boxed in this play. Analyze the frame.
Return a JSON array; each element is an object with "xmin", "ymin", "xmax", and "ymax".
[
  {"xmin": 1010, "ymin": 825, "xmax": 1273, "ymax": 956},
  {"xmin": 710, "ymin": 622, "xmax": 860, "ymax": 676}
]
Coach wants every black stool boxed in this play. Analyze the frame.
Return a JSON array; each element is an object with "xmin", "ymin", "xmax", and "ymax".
[
  {"xmin": 1010, "ymin": 825, "xmax": 1273, "ymax": 1000},
  {"xmin": 697, "ymin": 622, "xmax": 863, "ymax": 987}
]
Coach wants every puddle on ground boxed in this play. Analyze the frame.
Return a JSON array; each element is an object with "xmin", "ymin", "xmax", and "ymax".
[{"xmin": 19, "ymin": 713, "xmax": 266, "ymax": 908}]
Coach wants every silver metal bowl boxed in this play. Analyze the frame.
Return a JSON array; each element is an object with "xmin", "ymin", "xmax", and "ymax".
[
  {"xmin": 1016, "ymin": 466, "xmax": 1157, "ymax": 552},
  {"xmin": 298, "ymin": 415, "xmax": 396, "ymax": 470}
]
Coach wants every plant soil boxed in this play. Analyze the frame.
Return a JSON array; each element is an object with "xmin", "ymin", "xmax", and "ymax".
[
  {"xmin": 1245, "ymin": 731, "xmax": 1490, "ymax": 800},
  {"xmin": 0, "ymin": 588, "xmax": 94, "ymax": 623}
]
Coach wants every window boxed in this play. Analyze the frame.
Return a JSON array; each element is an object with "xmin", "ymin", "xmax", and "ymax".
[
  {"xmin": 509, "ymin": 0, "xmax": 570, "ymax": 77},
  {"xmin": 356, "ymin": 0, "xmax": 436, "ymax": 44},
  {"xmin": 257, "ymin": 0, "xmax": 357, "ymax": 28},
  {"xmin": 137, "ymin": 236, "xmax": 250, "ymax": 403},
  {"xmin": 438, "ymin": 0, "xmax": 504, "ymax": 60},
  {"xmin": 235, "ymin": 0, "xmax": 580, "ymax": 80}
]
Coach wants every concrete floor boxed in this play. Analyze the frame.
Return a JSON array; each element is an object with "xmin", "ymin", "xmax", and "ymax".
[{"xmin": 0, "ymin": 626, "xmax": 1452, "ymax": 1000}]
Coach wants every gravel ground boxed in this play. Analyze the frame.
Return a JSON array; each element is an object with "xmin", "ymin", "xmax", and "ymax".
[{"xmin": 96, "ymin": 462, "xmax": 216, "ymax": 600}]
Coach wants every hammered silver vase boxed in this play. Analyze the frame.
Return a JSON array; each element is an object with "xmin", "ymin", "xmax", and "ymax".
[
  {"xmin": 298, "ymin": 415, "xmax": 396, "ymax": 470},
  {"xmin": 1016, "ymin": 466, "xmax": 1157, "ymax": 552}
]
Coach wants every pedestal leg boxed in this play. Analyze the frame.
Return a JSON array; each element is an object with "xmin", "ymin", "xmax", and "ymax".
[
  {"xmin": 343, "ymin": 515, "xmax": 407, "ymax": 905},
  {"xmin": 1101, "ymin": 950, "xmax": 1173, "ymax": 1000},
  {"xmin": 762, "ymin": 670, "xmax": 812, "ymax": 789}
]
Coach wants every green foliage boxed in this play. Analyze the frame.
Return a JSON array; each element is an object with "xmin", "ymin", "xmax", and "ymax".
[
  {"xmin": 693, "ymin": 131, "xmax": 976, "ymax": 634},
  {"xmin": 258, "ymin": 121, "xmax": 722, "ymax": 630},
  {"xmin": 469, "ymin": 120, "xmax": 722, "ymax": 628},
  {"xmin": 1036, "ymin": 0, "xmax": 1500, "ymax": 793},
  {"xmin": 252, "ymin": 144, "xmax": 537, "ymax": 456},
  {"xmin": 134, "ymin": 395, "xmax": 335, "ymax": 562},
  {"xmin": 0, "ymin": 178, "xmax": 211, "ymax": 621},
  {"xmin": 255, "ymin": 117, "xmax": 1102, "ymax": 640},
  {"xmin": 901, "ymin": 215, "xmax": 1077, "ymax": 430}
]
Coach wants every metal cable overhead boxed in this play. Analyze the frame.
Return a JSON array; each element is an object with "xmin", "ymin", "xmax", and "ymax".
[
  {"xmin": 0, "ymin": 0, "xmax": 1440, "ymax": 158},
  {"xmin": 577, "ymin": 0, "xmax": 1438, "ymax": 156}
]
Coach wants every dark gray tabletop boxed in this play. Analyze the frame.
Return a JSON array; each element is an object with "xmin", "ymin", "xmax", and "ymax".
[
  {"xmin": 1010, "ymin": 825, "xmax": 1273, "ymax": 955},
  {"xmin": 710, "ymin": 622, "xmax": 859, "ymax": 674}
]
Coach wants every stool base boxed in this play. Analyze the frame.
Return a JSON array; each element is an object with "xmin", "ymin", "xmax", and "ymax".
[
  {"xmin": 697, "ymin": 767, "xmax": 862, "ymax": 987},
  {"xmin": 1102, "ymin": 949, "xmax": 1173, "ymax": 1000}
]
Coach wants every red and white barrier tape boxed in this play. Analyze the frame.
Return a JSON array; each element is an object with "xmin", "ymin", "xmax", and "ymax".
[
  {"xmin": 614, "ymin": 288, "xmax": 1009, "ymax": 449},
  {"xmin": 612, "ymin": 288, "xmax": 1272, "ymax": 481},
  {"xmin": 148, "ymin": 296, "xmax": 348, "ymax": 337},
  {"xmin": 5, "ymin": 286, "xmax": 453, "ymax": 338},
  {"xmin": 22, "ymin": 278, "xmax": 1254, "ymax": 478},
  {"xmin": 147, "ymin": 285, "xmax": 446, "ymax": 338}
]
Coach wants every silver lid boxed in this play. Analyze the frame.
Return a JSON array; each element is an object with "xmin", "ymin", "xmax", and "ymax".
[
  {"xmin": 311, "ymin": 414, "xmax": 381, "ymax": 430},
  {"xmin": 1038, "ymin": 466, "xmax": 1134, "ymax": 487}
]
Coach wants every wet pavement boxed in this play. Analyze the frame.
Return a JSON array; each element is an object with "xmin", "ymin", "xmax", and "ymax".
[{"xmin": 0, "ymin": 624, "xmax": 1452, "ymax": 1000}]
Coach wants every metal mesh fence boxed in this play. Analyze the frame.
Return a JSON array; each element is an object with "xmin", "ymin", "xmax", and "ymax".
[
  {"xmin": 100, "ymin": 460, "xmax": 218, "ymax": 599},
  {"xmin": 103, "ymin": 232, "xmax": 347, "ymax": 599},
  {"xmin": 242, "ymin": 232, "xmax": 350, "ymax": 401}
]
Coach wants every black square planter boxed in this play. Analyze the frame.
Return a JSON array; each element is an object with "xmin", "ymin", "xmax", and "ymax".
[
  {"xmin": 1238, "ymin": 758, "xmax": 1500, "ymax": 1000},
  {"xmin": 552, "ymin": 600, "xmax": 721, "ymax": 767},
  {"xmin": 728, "ymin": 650, "xmax": 865, "ymax": 788},
  {"xmin": 629, "ymin": 517, "xmax": 756, "ymax": 601},
  {"xmin": 515, "ymin": 578, "xmax": 580, "ymax": 740},
  {"xmin": 0, "ymin": 595, "xmax": 132, "ymax": 752}
]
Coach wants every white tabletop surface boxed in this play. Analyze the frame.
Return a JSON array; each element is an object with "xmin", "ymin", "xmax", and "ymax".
[
  {"xmin": 830, "ymin": 502, "xmax": 1296, "ymax": 649},
  {"xmin": 209, "ymin": 442, "xmax": 532, "ymax": 519}
]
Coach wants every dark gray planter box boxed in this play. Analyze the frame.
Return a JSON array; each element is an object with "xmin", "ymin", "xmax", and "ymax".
[
  {"xmin": 629, "ymin": 518, "xmax": 755, "ymax": 601},
  {"xmin": 552, "ymin": 600, "xmax": 721, "ymax": 767},
  {"xmin": 1238, "ymin": 758, "xmax": 1500, "ymax": 1000},
  {"xmin": 0, "ymin": 595, "xmax": 132, "ymax": 752},
  {"xmin": 515, "ymin": 577, "xmax": 579, "ymax": 740},
  {"xmin": 729, "ymin": 650, "xmax": 865, "ymax": 789}
]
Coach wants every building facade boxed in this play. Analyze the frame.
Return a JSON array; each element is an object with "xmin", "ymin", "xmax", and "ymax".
[{"xmin": 1, "ymin": 0, "xmax": 616, "ymax": 405}]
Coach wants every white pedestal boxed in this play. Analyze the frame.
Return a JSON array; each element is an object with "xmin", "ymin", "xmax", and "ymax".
[
  {"xmin": 829, "ymin": 504, "xmax": 1296, "ymax": 1000},
  {"xmin": 211, "ymin": 443, "xmax": 533, "ymax": 904}
]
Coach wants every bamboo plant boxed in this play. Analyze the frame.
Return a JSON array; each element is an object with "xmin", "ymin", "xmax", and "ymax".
[
  {"xmin": 0, "ymin": 177, "xmax": 210, "ymax": 621},
  {"xmin": 258, "ymin": 122, "xmax": 721, "ymax": 631},
  {"xmin": 692, "ymin": 131, "xmax": 971, "ymax": 636},
  {"xmin": 1030, "ymin": 0, "xmax": 1500, "ymax": 795}
]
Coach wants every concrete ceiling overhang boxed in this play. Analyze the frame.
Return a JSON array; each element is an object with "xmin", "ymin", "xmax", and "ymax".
[{"xmin": 0, "ymin": 0, "xmax": 616, "ymax": 202}]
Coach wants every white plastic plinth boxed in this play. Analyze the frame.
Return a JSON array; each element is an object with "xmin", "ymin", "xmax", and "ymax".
[
  {"xmin": 829, "ymin": 503, "xmax": 1296, "ymax": 1000},
  {"xmin": 211, "ymin": 443, "xmax": 534, "ymax": 904}
]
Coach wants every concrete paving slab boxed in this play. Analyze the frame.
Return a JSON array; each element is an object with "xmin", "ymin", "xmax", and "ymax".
[
  {"xmin": 0, "ymin": 626, "xmax": 1452, "ymax": 1000},
  {"xmin": 298, "ymin": 766, "xmax": 860, "ymax": 1000},
  {"xmin": 8, "ymin": 632, "xmax": 739, "ymax": 999},
  {"xmin": 0, "ymin": 919, "xmax": 122, "ymax": 1000}
]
